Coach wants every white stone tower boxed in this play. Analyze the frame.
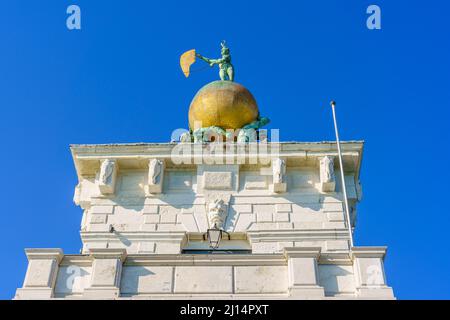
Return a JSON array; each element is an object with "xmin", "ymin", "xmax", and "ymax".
[{"xmin": 15, "ymin": 140, "xmax": 395, "ymax": 299}]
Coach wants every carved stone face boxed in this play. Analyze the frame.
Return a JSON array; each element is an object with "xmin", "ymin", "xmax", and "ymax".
[{"xmin": 207, "ymin": 199, "xmax": 227, "ymax": 229}]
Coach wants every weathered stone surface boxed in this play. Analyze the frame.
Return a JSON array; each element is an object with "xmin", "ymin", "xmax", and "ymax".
[
  {"xmin": 232, "ymin": 204, "xmax": 252, "ymax": 213},
  {"xmin": 144, "ymin": 214, "xmax": 159, "ymax": 224},
  {"xmin": 90, "ymin": 214, "xmax": 107, "ymax": 224},
  {"xmin": 235, "ymin": 266, "xmax": 288, "ymax": 293},
  {"xmin": 275, "ymin": 204, "xmax": 292, "ymax": 213},
  {"xmin": 159, "ymin": 209, "xmax": 177, "ymax": 223},
  {"xmin": 233, "ymin": 213, "xmax": 254, "ymax": 231},
  {"xmin": 142, "ymin": 205, "xmax": 159, "ymax": 214},
  {"xmin": 274, "ymin": 212, "xmax": 290, "ymax": 222},
  {"xmin": 24, "ymin": 259, "xmax": 58, "ymax": 287},
  {"xmin": 90, "ymin": 205, "xmax": 114, "ymax": 214},
  {"xmin": 318, "ymin": 265, "xmax": 356, "ymax": 296},
  {"xmin": 203, "ymin": 171, "xmax": 232, "ymax": 190},
  {"xmin": 138, "ymin": 242, "xmax": 156, "ymax": 253},
  {"xmin": 251, "ymin": 242, "xmax": 279, "ymax": 253},
  {"xmin": 243, "ymin": 174, "xmax": 268, "ymax": 190},
  {"xmin": 154, "ymin": 242, "xmax": 180, "ymax": 254},
  {"xmin": 174, "ymin": 266, "xmax": 232, "ymax": 293},
  {"xmin": 121, "ymin": 266, "xmax": 173, "ymax": 294}
]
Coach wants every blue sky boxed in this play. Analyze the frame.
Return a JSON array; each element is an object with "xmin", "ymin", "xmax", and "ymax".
[{"xmin": 0, "ymin": 1, "xmax": 449, "ymax": 299}]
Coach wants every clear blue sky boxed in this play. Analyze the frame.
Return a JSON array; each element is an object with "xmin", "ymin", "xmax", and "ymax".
[{"xmin": 0, "ymin": 1, "xmax": 449, "ymax": 299}]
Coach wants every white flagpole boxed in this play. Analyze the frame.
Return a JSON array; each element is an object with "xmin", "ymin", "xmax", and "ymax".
[{"xmin": 330, "ymin": 101, "xmax": 354, "ymax": 248}]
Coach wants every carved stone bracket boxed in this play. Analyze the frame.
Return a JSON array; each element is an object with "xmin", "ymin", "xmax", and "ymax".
[
  {"xmin": 270, "ymin": 158, "xmax": 287, "ymax": 193},
  {"xmin": 145, "ymin": 159, "xmax": 165, "ymax": 195},
  {"xmin": 319, "ymin": 156, "xmax": 336, "ymax": 192},
  {"xmin": 97, "ymin": 159, "xmax": 118, "ymax": 195}
]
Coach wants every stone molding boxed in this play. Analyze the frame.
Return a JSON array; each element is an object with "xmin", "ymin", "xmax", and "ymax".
[
  {"xmin": 88, "ymin": 248, "xmax": 127, "ymax": 261},
  {"xmin": 351, "ymin": 246, "xmax": 387, "ymax": 259},
  {"xmin": 71, "ymin": 142, "xmax": 363, "ymax": 174},
  {"xmin": 25, "ymin": 248, "xmax": 64, "ymax": 262},
  {"xmin": 126, "ymin": 254, "xmax": 287, "ymax": 266},
  {"xmin": 283, "ymin": 247, "xmax": 322, "ymax": 259},
  {"xmin": 58, "ymin": 252, "xmax": 353, "ymax": 267}
]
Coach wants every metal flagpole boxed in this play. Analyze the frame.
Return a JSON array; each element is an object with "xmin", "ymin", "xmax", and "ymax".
[{"xmin": 330, "ymin": 101, "xmax": 354, "ymax": 248}]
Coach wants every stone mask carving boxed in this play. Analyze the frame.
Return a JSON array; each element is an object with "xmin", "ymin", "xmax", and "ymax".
[{"xmin": 207, "ymin": 199, "xmax": 228, "ymax": 229}]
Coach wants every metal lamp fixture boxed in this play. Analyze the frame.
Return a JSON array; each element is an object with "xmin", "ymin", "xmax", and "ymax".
[{"xmin": 204, "ymin": 223, "xmax": 230, "ymax": 249}]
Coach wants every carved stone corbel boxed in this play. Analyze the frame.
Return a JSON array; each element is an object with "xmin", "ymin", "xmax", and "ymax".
[
  {"xmin": 270, "ymin": 158, "xmax": 287, "ymax": 193},
  {"xmin": 145, "ymin": 159, "xmax": 165, "ymax": 195},
  {"xmin": 73, "ymin": 183, "xmax": 91, "ymax": 210},
  {"xmin": 319, "ymin": 156, "xmax": 336, "ymax": 192},
  {"xmin": 97, "ymin": 159, "xmax": 118, "ymax": 195}
]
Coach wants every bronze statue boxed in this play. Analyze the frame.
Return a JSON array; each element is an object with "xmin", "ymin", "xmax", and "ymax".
[{"xmin": 196, "ymin": 41, "xmax": 234, "ymax": 81}]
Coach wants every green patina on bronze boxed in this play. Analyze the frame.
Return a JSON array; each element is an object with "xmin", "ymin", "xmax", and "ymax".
[{"xmin": 196, "ymin": 41, "xmax": 234, "ymax": 82}]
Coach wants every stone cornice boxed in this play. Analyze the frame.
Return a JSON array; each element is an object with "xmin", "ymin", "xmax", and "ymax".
[
  {"xmin": 59, "ymin": 251, "xmax": 352, "ymax": 267},
  {"xmin": 70, "ymin": 141, "xmax": 364, "ymax": 178},
  {"xmin": 70, "ymin": 141, "xmax": 364, "ymax": 151},
  {"xmin": 283, "ymin": 247, "xmax": 321, "ymax": 259},
  {"xmin": 248, "ymin": 229, "xmax": 351, "ymax": 241},
  {"xmin": 80, "ymin": 231, "xmax": 186, "ymax": 242},
  {"xmin": 25, "ymin": 248, "xmax": 64, "ymax": 263},
  {"xmin": 87, "ymin": 193, "xmax": 344, "ymax": 206},
  {"xmin": 351, "ymin": 246, "xmax": 387, "ymax": 259},
  {"xmin": 89, "ymin": 248, "xmax": 127, "ymax": 261},
  {"xmin": 125, "ymin": 253, "xmax": 287, "ymax": 266},
  {"xmin": 80, "ymin": 230, "xmax": 351, "ymax": 243},
  {"xmin": 60, "ymin": 255, "xmax": 92, "ymax": 266},
  {"xmin": 319, "ymin": 252, "xmax": 352, "ymax": 265}
]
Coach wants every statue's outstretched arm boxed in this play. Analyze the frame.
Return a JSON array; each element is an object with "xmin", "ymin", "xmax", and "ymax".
[
  {"xmin": 196, "ymin": 53, "xmax": 223, "ymax": 66},
  {"xmin": 196, "ymin": 53, "xmax": 210, "ymax": 63}
]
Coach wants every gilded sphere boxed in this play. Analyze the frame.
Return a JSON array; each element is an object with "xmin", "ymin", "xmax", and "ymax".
[{"xmin": 188, "ymin": 81, "xmax": 259, "ymax": 130}]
